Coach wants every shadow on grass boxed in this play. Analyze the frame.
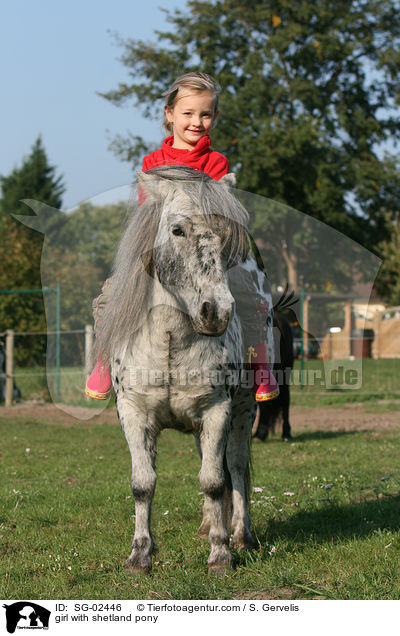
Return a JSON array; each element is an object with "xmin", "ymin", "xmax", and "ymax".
[
  {"xmin": 256, "ymin": 430, "xmax": 361, "ymax": 444},
  {"xmin": 252, "ymin": 493, "xmax": 400, "ymax": 550},
  {"xmin": 289, "ymin": 430, "xmax": 361, "ymax": 442}
]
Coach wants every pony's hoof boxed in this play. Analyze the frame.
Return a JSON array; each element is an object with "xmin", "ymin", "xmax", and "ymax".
[
  {"xmin": 232, "ymin": 533, "xmax": 256, "ymax": 550},
  {"xmin": 208, "ymin": 562, "xmax": 232, "ymax": 577},
  {"xmin": 125, "ymin": 557, "xmax": 151, "ymax": 575},
  {"xmin": 208, "ymin": 549, "xmax": 233, "ymax": 576}
]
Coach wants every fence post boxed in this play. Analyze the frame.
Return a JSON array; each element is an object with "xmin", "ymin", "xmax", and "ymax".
[
  {"xmin": 55, "ymin": 283, "xmax": 61, "ymax": 399},
  {"xmin": 303, "ymin": 295, "xmax": 310, "ymax": 360},
  {"xmin": 85, "ymin": 325, "xmax": 93, "ymax": 382},
  {"xmin": 372, "ymin": 310, "xmax": 380, "ymax": 359},
  {"xmin": 5, "ymin": 329, "xmax": 14, "ymax": 407},
  {"xmin": 344, "ymin": 302, "xmax": 353, "ymax": 357},
  {"xmin": 300, "ymin": 288, "xmax": 304, "ymax": 390}
]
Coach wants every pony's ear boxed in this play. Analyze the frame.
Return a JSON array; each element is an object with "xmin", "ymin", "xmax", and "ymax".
[
  {"xmin": 137, "ymin": 171, "xmax": 171, "ymax": 200},
  {"xmin": 219, "ymin": 173, "xmax": 236, "ymax": 188}
]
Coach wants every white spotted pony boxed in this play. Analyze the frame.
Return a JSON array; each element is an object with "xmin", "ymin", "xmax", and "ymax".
[{"xmin": 94, "ymin": 166, "xmax": 274, "ymax": 574}]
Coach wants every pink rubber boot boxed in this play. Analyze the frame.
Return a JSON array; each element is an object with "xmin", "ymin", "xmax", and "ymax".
[
  {"xmin": 249, "ymin": 343, "xmax": 280, "ymax": 402},
  {"xmin": 85, "ymin": 359, "xmax": 112, "ymax": 400}
]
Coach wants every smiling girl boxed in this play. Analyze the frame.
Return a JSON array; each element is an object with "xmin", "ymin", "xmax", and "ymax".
[{"xmin": 142, "ymin": 73, "xmax": 228, "ymax": 178}]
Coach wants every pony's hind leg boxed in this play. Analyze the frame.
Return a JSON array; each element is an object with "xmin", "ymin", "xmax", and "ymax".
[
  {"xmin": 117, "ymin": 399, "xmax": 157, "ymax": 574},
  {"xmin": 198, "ymin": 402, "xmax": 233, "ymax": 574},
  {"xmin": 226, "ymin": 394, "xmax": 256, "ymax": 550}
]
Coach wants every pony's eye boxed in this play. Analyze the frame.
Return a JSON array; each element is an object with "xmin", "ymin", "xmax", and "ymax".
[{"xmin": 172, "ymin": 226, "xmax": 186, "ymax": 237}]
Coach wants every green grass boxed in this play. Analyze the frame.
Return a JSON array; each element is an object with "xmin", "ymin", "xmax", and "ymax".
[
  {"xmin": 1, "ymin": 417, "xmax": 400, "ymax": 600},
  {"xmin": 290, "ymin": 358, "xmax": 400, "ymax": 406},
  {"xmin": 10, "ymin": 358, "xmax": 400, "ymax": 409},
  {"xmin": 12, "ymin": 366, "xmax": 114, "ymax": 409}
]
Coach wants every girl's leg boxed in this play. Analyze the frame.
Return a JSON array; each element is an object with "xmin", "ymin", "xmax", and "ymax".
[{"xmin": 85, "ymin": 278, "xmax": 113, "ymax": 399}]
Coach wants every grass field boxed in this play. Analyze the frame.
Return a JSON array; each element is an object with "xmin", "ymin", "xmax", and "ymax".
[
  {"xmin": 291, "ymin": 358, "xmax": 400, "ymax": 406},
  {"xmin": 10, "ymin": 358, "xmax": 400, "ymax": 408},
  {"xmin": 1, "ymin": 411, "xmax": 400, "ymax": 600}
]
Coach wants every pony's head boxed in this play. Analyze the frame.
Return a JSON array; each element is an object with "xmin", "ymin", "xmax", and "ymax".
[
  {"xmin": 139, "ymin": 168, "xmax": 249, "ymax": 336},
  {"xmin": 94, "ymin": 166, "xmax": 250, "ymax": 360}
]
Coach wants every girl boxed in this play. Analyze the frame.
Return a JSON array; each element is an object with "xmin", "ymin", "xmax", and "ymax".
[{"xmin": 85, "ymin": 72, "xmax": 279, "ymax": 402}]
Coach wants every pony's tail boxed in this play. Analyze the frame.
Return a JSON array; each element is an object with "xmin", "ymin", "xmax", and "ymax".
[
  {"xmin": 273, "ymin": 282, "xmax": 298, "ymax": 313},
  {"xmin": 256, "ymin": 400, "xmax": 282, "ymax": 439},
  {"xmin": 245, "ymin": 433, "xmax": 252, "ymax": 507}
]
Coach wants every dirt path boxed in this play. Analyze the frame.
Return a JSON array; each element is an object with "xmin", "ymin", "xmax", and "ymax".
[
  {"xmin": 290, "ymin": 403, "xmax": 399, "ymax": 432},
  {"xmin": 0, "ymin": 400, "xmax": 399, "ymax": 432},
  {"xmin": 0, "ymin": 401, "xmax": 119, "ymax": 426}
]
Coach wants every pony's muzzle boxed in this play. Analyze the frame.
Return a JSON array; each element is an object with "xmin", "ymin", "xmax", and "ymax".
[{"xmin": 197, "ymin": 299, "xmax": 232, "ymax": 336}]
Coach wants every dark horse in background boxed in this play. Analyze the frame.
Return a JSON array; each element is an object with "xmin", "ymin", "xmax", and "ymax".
[{"xmin": 252, "ymin": 291, "xmax": 295, "ymax": 441}]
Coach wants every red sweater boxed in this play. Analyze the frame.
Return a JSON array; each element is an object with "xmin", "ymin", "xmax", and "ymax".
[{"xmin": 142, "ymin": 135, "xmax": 229, "ymax": 180}]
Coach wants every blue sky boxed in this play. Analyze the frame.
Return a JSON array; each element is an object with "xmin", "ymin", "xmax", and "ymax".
[{"xmin": 1, "ymin": 0, "xmax": 188, "ymax": 209}]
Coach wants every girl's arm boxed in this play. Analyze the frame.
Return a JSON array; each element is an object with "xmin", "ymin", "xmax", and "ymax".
[{"xmin": 207, "ymin": 153, "xmax": 229, "ymax": 181}]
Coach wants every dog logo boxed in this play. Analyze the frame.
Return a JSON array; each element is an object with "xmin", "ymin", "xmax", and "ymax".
[{"xmin": 3, "ymin": 602, "xmax": 50, "ymax": 633}]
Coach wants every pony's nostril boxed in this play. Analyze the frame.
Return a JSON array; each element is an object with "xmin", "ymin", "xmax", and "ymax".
[
  {"xmin": 200, "ymin": 301, "xmax": 216, "ymax": 325},
  {"xmin": 200, "ymin": 301, "xmax": 211, "ymax": 322}
]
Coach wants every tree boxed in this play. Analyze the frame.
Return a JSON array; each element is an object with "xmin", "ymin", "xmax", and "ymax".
[
  {"xmin": 100, "ymin": 0, "xmax": 400, "ymax": 290},
  {"xmin": 17, "ymin": 198, "xmax": 128, "ymax": 319},
  {"xmin": 52, "ymin": 201, "xmax": 127, "ymax": 281},
  {"xmin": 375, "ymin": 212, "xmax": 400, "ymax": 305},
  {"xmin": 13, "ymin": 197, "xmax": 127, "ymax": 368},
  {"xmin": 0, "ymin": 136, "xmax": 65, "ymax": 364},
  {"xmin": 0, "ymin": 136, "xmax": 64, "ymax": 226},
  {"xmin": 41, "ymin": 200, "xmax": 127, "ymax": 339}
]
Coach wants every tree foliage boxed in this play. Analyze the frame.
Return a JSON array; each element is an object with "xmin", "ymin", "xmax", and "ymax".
[
  {"xmin": 40, "ymin": 200, "xmax": 127, "ymax": 345},
  {"xmin": 51, "ymin": 201, "xmax": 127, "ymax": 281},
  {"xmin": 0, "ymin": 136, "xmax": 131, "ymax": 368},
  {"xmin": 100, "ymin": 0, "xmax": 400, "ymax": 290},
  {"xmin": 17, "ymin": 198, "xmax": 128, "ymax": 328},
  {"xmin": 0, "ymin": 137, "xmax": 65, "ymax": 364},
  {"xmin": 0, "ymin": 136, "xmax": 64, "ymax": 227},
  {"xmin": 375, "ymin": 212, "xmax": 400, "ymax": 305}
]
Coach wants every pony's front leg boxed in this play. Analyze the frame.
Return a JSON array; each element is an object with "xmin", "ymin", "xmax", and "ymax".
[
  {"xmin": 117, "ymin": 399, "xmax": 157, "ymax": 574},
  {"xmin": 195, "ymin": 435, "xmax": 231, "ymax": 539},
  {"xmin": 227, "ymin": 396, "xmax": 256, "ymax": 550},
  {"xmin": 194, "ymin": 436, "xmax": 211, "ymax": 538},
  {"xmin": 199, "ymin": 401, "xmax": 232, "ymax": 574}
]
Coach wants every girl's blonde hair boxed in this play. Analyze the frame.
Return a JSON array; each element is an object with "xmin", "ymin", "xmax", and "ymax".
[{"xmin": 162, "ymin": 72, "xmax": 221, "ymax": 133}]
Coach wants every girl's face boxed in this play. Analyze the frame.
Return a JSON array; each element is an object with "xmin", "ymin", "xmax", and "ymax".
[{"xmin": 165, "ymin": 89, "xmax": 217, "ymax": 150}]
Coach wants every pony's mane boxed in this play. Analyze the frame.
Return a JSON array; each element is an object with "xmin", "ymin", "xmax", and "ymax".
[{"xmin": 94, "ymin": 165, "xmax": 250, "ymax": 361}]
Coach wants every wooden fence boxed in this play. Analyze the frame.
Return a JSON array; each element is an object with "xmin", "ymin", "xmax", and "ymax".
[{"xmin": 1, "ymin": 326, "xmax": 93, "ymax": 407}]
